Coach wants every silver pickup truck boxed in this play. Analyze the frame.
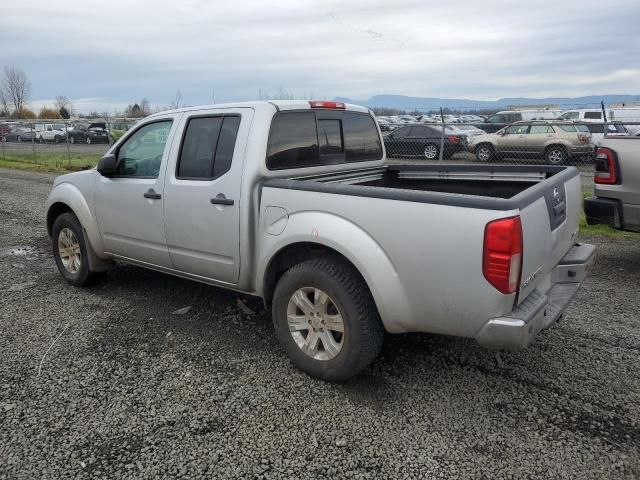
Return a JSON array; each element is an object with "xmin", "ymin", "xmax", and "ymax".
[
  {"xmin": 46, "ymin": 100, "xmax": 595, "ymax": 381},
  {"xmin": 584, "ymin": 137, "xmax": 640, "ymax": 232}
]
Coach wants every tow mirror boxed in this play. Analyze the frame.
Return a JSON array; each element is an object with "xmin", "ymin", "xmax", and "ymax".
[{"xmin": 97, "ymin": 153, "xmax": 117, "ymax": 177}]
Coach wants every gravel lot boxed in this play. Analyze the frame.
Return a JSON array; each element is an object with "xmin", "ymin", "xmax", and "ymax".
[{"xmin": 0, "ymin": 167, "xmax": 638, "ymax": 479}]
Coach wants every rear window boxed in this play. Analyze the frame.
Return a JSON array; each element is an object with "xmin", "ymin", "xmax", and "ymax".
[
  {"xmin": 266, "ymin": 111, "xmax": 381, "ymax": 170},
  {"xmin": 343, "ymin": 113, "xmax": 382, "ymax": 161}
]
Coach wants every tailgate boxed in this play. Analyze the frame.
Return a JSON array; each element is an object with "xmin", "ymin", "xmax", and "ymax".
[{"xmin": 517, "ymin": 168, "xmax": 582, "ymax": 302}]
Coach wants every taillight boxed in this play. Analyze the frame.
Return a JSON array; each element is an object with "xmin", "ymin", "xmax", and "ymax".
[
  {"xmin": 594, "ymin": 147, "xmax": 618, "ymax": 184},
  {"xmin": 309, "ymin": 100, "xmax": 345, "ymax": 109},
  {"xmin": 447, "ymin": 135, "xmax": 460, "ymax": 144},
  {"xmin": 483, "ymin": 216, "xmax": 522, "ymax": 294}
]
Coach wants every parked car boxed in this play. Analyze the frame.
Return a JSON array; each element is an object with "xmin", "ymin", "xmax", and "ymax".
[
  {"xmin": 46, "ymin": 100, "xmax": 594, "ymax": 381},
  {"xmin": 384, "ymin": 124, "xmax": 465, "ymax": 159},
  {"xmin": 468, "ymin": 121, "xmax": 594, "ymax": 164},
  {"xmin": 35, "ymin": 123, "xmax": 67, "ymax": 143},
  {"xmin": 584, "ymin": 138, "xmax": 640, "ymax": 233},
  {"xmin": 0, "ymin": 123, "xmax": 11, "ymax": 140},
  {"xmin": 446, "ymin": 124, "xmax": 487, "ymax": 139},
  {"xmin": 3, "ymin": 125, "xmax": 37, "ymax": 142},
  {"xmin": 67, "ymin": 123, "xmax": 110, "ymax": 144}
]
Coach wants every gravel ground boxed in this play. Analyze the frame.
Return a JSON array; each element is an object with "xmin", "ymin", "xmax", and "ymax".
[{"xmin": 0, "ymin": 167, "xmax": 637, "ymax": 479}]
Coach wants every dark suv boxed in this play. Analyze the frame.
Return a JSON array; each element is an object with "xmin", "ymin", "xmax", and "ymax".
[{"xmin": 67, "ymin": 123, "xmax": 110, "ymax": 144}]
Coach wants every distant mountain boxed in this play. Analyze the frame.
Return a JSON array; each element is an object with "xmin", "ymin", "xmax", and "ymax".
[{"xmin": 333, "ymin": 94, "xmax": 640, "ymax": 112}]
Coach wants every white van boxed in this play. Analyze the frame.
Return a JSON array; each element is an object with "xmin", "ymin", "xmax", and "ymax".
[{"xmin": 559, "ymin": 108, "xmax": 640, "ymax": 123}]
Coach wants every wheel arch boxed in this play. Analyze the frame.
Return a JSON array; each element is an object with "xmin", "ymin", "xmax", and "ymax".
[
  {"xmin": 46, "ymin": 183, "xmax": 106, "ymax": 258},
  {"xmin": 257, "ymin": 213, "xmax": 414, "ymax": 333}
]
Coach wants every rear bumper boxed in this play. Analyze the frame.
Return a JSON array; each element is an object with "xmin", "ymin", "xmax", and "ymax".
[
  {"xmin": 476, "ymin": 243, "xmax": 596, "ymax": 350},
  {"xmin": 584, "ymin": 196, "xmax": 622, "ymax": 229}
]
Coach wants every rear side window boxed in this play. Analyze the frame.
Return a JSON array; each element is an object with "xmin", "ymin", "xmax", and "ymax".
[
  {"xmin": 584, "ymin": 112, "xmax": 602, "ymax": 120},
  {"xmin": 177, "ymin": 115, "xmax": 240, "ymax": 179},
  {"xmin": 529, "ymin": 125, "xmax": 553, "ymax": 134},
  {"xmin": 343, "ymin": 113, "xmax": 382, "ymax": 161},
  {"xmin": 267, "ymin": 112, "xmax": 319, "ymax": 169}
]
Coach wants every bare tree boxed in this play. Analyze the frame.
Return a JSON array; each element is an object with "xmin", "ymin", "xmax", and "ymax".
[
  {"xmin": 257, "ymin": 87, "xmax": 294, "ymax": 101},
  {"xmin": 140, "ymin": 98, "xmax": 151, "ymax": 116},
  {"xmin": 1, "ymin": 66, "xmax": 31, "ymax": 113},
  {"xmin": 0, "ymin": 89, "xmax": 9, "ymax": 116},
  {"xmin": 54, "ymin": 95, "xmax": 72, "ymax": 112}
]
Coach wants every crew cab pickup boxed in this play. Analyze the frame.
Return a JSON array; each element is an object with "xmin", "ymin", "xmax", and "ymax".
[
  {"xmin": 46, "ymin": 100, "xmax": 595, "ymax": 381},
  {"xmin": 584, "ymin": 137, "xmax": 640, "ymax": 233}
]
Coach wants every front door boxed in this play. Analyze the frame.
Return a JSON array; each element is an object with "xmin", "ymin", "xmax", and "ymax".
[
  {"xmin": 95, "ymin": 117, "xmax": 179, "ymax": 267},
  {"xmin": 162, "ymin": 108, "xmax": 251, "ymax": 284},
  {"xmin": 496, "ymin": 124, "xmax": 530, "ymax": 156}
]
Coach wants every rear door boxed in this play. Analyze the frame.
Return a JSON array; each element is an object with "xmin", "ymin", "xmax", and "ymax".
[
  {"xmin": 162, "ymin": 107, "xmax": 251, "ymax": 283},
  {"xmin": 526, "ymin": 124, "xmax": 555, "ymax": 155}
]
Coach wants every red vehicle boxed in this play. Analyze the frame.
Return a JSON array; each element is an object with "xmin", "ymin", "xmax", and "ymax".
[{"xmin": 0, "ymin": 123, "xmax": 11, "ymax": 141}]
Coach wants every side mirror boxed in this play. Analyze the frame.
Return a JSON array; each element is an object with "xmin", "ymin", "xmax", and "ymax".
[{"xmin": 97, "ymin": 153, "xmax": 117, "ymax": 177}]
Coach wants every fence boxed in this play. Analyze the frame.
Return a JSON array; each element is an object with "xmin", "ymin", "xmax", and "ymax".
[
  {"xmin": 0, "ymin": 119, "xmax": 128, "ymax": 171},
  {"xmin": 377, "ymin": 120, "xmax": 639, "ymax": 190},
  {"xmin": 1, "ymin": 117, "xmax": 639, "ymax": 180}
]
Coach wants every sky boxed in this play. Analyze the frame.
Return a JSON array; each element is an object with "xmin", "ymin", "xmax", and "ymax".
[{"xmin": 1, "ymin": 0, "xmax": 639, "ymax": 113}]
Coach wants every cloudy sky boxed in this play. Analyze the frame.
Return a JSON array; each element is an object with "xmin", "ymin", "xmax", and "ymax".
[{"xmin": 1, "ymin": 0, "xmax": 639, "ymax": 113}]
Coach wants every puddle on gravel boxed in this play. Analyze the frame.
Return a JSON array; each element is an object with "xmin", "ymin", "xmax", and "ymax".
[{"xmin": 0, "ymin": 246, "xmax": 39, "ymax": 258}]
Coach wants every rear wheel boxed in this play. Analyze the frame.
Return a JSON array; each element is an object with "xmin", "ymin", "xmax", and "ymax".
[
  {"xmin": 545, "ymin": 145, "xmax": 567, "ymax": 165},
  {"xmin": 272, "ymin": 257, "xmax": 384, "ymax": 382},
  {"xmin": 476, "ymin": 143, "xmax": 495, "ymax": 162},
  {"xmin": 423, "ymin": 143, "xmax": 439, "ymax": 160},
  {"xmin": 52, "ymin": 213, "xmax": 105, "ymax": 287}
]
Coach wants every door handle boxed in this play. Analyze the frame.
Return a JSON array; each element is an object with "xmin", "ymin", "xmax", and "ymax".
[
  {"xmin": 210, "ymin": 194, "xmax": 234, "ymax": 206},
  {"xmin": 143, "ymin": 189, "xmax": 161, "ymax": 200}
]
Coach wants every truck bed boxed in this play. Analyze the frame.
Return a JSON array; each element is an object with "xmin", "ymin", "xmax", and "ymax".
[{"xmin": 266, "ymin": 164, "xmax": 577, "ymax": 211}]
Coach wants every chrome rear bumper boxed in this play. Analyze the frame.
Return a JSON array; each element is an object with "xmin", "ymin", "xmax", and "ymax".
[{"xmin": 476, "ymin": 243, "xmax": 596, "ymax": 350}]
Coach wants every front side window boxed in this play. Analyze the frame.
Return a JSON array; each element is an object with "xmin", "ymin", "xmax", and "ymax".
[
  {"xmin": 392, "ymin": 126, "xmax": 411, "ymax": 138},
  {"xmin": 505, "ymin": 125, "xmax": 529, "ymax": 134},
  {"xmin": 560, "ymin": 112, "xmax": 579, "ymax": 120},
  {"xmin": 116, "ymin": 120, "xmax": 173, "ymax": 177}
]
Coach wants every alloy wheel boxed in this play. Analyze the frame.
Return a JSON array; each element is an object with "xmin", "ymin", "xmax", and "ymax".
[
  {"xmin": 286, "ymin": 287, "xmax": 345, "ymax": 361},
  {"xmin": 57, "ymin": 227, "xmax": 81, "ymax": 274}
]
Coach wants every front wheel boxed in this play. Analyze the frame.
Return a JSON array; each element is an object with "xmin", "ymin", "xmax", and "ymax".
[
  {"xmin": 52, "ymin": 213, "xmax": 105, "ymax": 287},
  {"xmin": 475, "ymin": 144, "xmax": 495, "ymax": 162},
  {"xmin": 272, "ymin": 258, "xmax": 384, "ymax": 382}
]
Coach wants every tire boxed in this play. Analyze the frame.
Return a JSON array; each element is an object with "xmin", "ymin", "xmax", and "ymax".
[
  {"xmin": 69, "ymin": 136, "xmax": 75, "ymax": 144},
  {"xmin": 86, "ymin": 137, "xmax": 92, "ymax": 145},
  {"xmin": 51, "ymin": 213, "xmax": 106, "ymax": 287},
  {"xmin": 272, "ymin": 257, "xmax": 384, "ymax": 382},
  {"xmin": 17, "ymin": 135, "xmax": 22, "ymax": 143},
  {"xmin": 39, "ymin": 135, "xmax": 44, "ymax": 143},
  {"xmin": 545, "ymin": 145, "xmax": 567, "ymax": 165},
  {"xmin": 423, "ymin": 143, "xmax": 439, "ymax": 160},
  {"xmin": 475, "ymin": 143, "xmax": 495, "ymax": 162},
  {"xmin": 54, "ymin": 135, "xmax": 61, "ymax": 144}
]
